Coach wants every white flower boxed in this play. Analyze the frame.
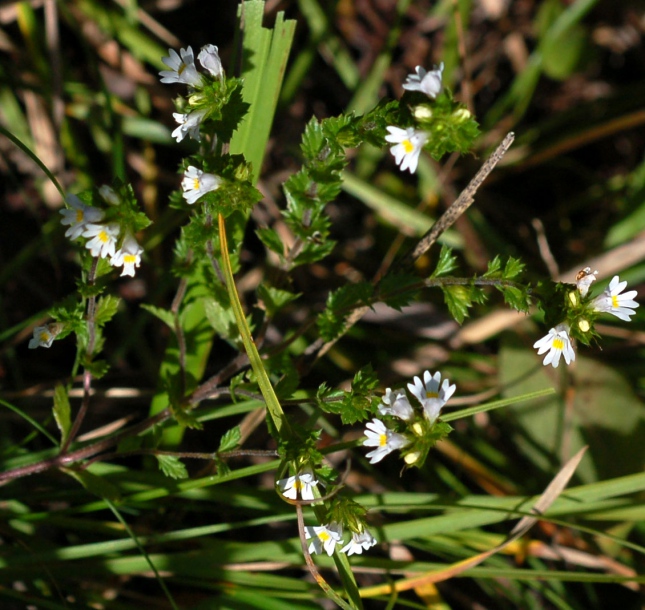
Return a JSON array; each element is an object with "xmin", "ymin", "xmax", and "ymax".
[
  {"xmin": 340, "ymin": 529, "xmax": 377, "ymax": 556},
  {"xmin": 592, "ymin": 275, "xmax": 639, "ymax": 322},
  {"xmin": 181, "ymin": 165, "xmax": 222, "ymax": 204},
  {"xmin": 98, "ymin": 185, "xmax": 120, "ymax": 206},
  {"xmin": 402, "ymin": 63, "xmax": 444, "ymax": 98},
  {"xmin": 384, "ymin": 126, "xmax": 429, "ymax": 174},
  {"xmin": 533, "ymin": 323, "xmax": 575, "ymax": 368},
  {"xmin": 363, "ymin": 418, "xmax": 409, "ymax": 464},
  {"xmin": 159, "ymin": 47, "xmax": 202, "ymax": 86},
  {"xmin": 28, "ymin": 325, "xmax": 57, "ymax": 349},
  {"xmin": 172, "ymin": 109, "xmax": 206, "ymax": 143},
  {"xmin": 305, "ymin": 522, "xmax": 342, "ymax": 556},
  {"xmin": 575, "ymin": 267, "xmax": 598, "ymax": 297},
  {"xmin": 407, "ymin": 371, "xmax": 456, "ymax": 424},
  {"xmin": 378, "ymin": 388, "xmax": 414, "ymax": 421},
  {"xmin": 82, "ymin": 222, "xmax": 120, "ymax": 259},
  {"xmin": 59, "ymin": 194, "xmax": 105, "ymax": 240},
  {"xmin": 277, "ymin": 468, "xmax": 318, "ymax": 501},
  {"xmin": 110, "ymin": 234, "xmax": 144, "ymax": 277},
  {"xmin": 198, "ymin": 44, "xmax": 223, "ymax": 78}
]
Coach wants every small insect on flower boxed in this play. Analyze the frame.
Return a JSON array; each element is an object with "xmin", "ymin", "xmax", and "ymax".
[
  {"xmin": 576, "ymin": 267, "xmax": 598, "ymax": 297},
  {"xmin": 362, "ymin": 418, "xmax": 409, "ymax": 464},
  {"xmin": 385, "ymin": 126, "xmax": 429, "ymax": 174},
  {"xmin": 111, "ymin": 234, "xmax": 144, "ymax": 277},
  {"xmin": 592, "ymin": 276, "xmax": 639, "ymax": 322},
  {"xmin": 402, "ymin": 63, "xmax": 444, "ymax": 99},
  {"xmin": 340, "ymin": 529, "xmax": 377, "ymax": 556},
  {"xmin": 198, "ymin": 44, "xmax": 223, "ymax": 78},
  {"xmin": 378, "ymin": 388, "xmax": 414, "ymax": 421},
  {"xmin": 59, "ymin": 194, "xmax": 105, "ymax": 240},
  {"xmin": 82, "ymin": 223, "xmax": 121, "ymax": 259},
  {"xmin": 159, "ymin": 47, "xmax": 202, "ymax": 87},
  {"xmin": 305, "ymin": 523, "xmax": 342, "ymax": 556},
  {"xmin": 181, "ymin": 166, "xmax": 222, "ymax": 204},
  {"xmin": 533, "ymin": 323, "xmax": 575, "ymax": 368},
  {"xmin": 277, "ymin": 468, "xmax": 318, "ymax": 501},
  {"xmin": 407, "ymin": 371, "xmax": 456, "ymax": 425}
]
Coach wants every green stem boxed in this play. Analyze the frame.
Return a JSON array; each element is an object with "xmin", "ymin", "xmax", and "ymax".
[{"xmin": 218, "ymin": 213, "xmax": 291, "ymax": 437}]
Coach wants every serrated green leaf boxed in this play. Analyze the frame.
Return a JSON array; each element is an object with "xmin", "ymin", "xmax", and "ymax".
[
  {"xmin": 442, "ymin": 285, "xmax": 471, "ymax": 324},
  {"xmin": 218, "ymin": 426, "xmax": 241, "ymax": 453},
  {"xmin": 257, "ymin": 285, "xmax": 300, "ymax": 316},
  {"xmin": 84, "ymin": 359, "xmax": 110, "ymax": 379},
  {"xmin": 94, "ymin": 295, "xmax": 121, "ymax": 327},
  {"xmin": 52, "ymin": 384, "xmax": 71, "ymax": 445},
  {"xmin": 141, "ymin": 304, "xmax": 175, "ymax": 329},
  {"xmin": 256, "ymin": 227, "xmax": 285, "ymax": 257},
  {"xmin": 432, "ymin": 245, "xmax": 459, "ymax": 277},
  {"xmin": 379, "ymin": 272, "xmax": 421, "ymax": 311},
  {"xmin": 156, "ymin": 454, "xmax": 189, "ymax": 480},
  {"xmin": 504, "ymin": 256, "xmax": 525, "ymax": 279}
]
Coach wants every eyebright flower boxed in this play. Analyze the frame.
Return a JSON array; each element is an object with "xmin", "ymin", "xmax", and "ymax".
[
  {"xmin": 340, "ymin": 529, "xmax": 377, "ymax": 556},
  {"xmin": 402, "ymin": 63, "xmax": 444, "ymax": 99},
  {"xmin": 576, "ymin": 267, "xmax": 597, "ymax": 297},
  {"xmin": 385, "ymin": 126, "xmax": 429, "ymax": 174},
  {"xmin": 533, "ymin": 323, "xmax": 575, "ymax": 368},
  {"xmin": 378, "ymin": 388, "xmax": 414, "ymax": 421},
  {"xmin": 98, "ymin": 185, "xmax": 120, "ymax": 206},
  {"xmin": 172, "ymin": 109, "xmax": 206, "ymax": 143},
  {"xmin": 159, "ymin": 47, "xmax": 202, "ymax": 87},
  {"xmin": 82, "ymin": 222, "xmax": 120, "ymax": 259},
  {"xmin": 59, "ymin": 194, "xmax": 105, "ymax": 240},
  {"xmin": 198, "ymin": 44, "xmax": 223, "ymax": 78},
  {"xmin": 181, "ymin": 165, "xmax": 222, "ymax": 204},
  {"xmin": 408, "ymin": 371, "xmax": 456, "ymax": 425},
  {"xmin": 363, "ymin": 418, "xmax": 410, "ymax": 464},
  {"xmin": 277, "ymin": 468, "xmax": 318, "ymax": 501},
  {"xmin": 305, "ymin": 522, "xmax": 342, "ymax": 556},
  {"xmin": 592, "ymin": 275, "xmax": 639, "ymax": 322},
  {"xmin": 110, "ymin": 234, "xmax": 144, "ymax": 277},
  {"xmin": 28, "ymin": 324, "xmax": 58, "ymax": 349}
]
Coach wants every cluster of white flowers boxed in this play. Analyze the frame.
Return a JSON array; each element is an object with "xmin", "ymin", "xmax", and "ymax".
[
  {"xmin": 364, "ymin": 370, "xmax": 455, "ymax": 463},
  {"xmin": 385, "ymin": 63, "xmax": 443, "ymax": 174},
  {"xmin": 59, "ymin": 190, "xmax": 143, "ymax": 279},
  {"xmin": 305, "ymin": 522, "xmax": 377, "ymax": 557},
  {"xmin": 159, "ymin": 45, "xmax": 222, "ymax": 144},
  {"xmin": 533, "ymin": 269, "xmax": 639, "ymax": 368},
  {"xmin": 159, "ymin": 45, "xmax": 225, "ymax": 205}
]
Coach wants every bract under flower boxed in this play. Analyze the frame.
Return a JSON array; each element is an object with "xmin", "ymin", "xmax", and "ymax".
[
  {"xmin": 407, "ymin": 371, "xmax": 456, "ymax": 424},
  {"xmin": 592, "ymin": 275, "xmax": 639, "ymax": 321},
  {"xmin": 59, "ymin": 194, "xmax": 105, "ymax": 240},
  {"xmin": 533, "ymin": 323, "xmax": 575, "ymax": 368},
  {"xmin": 402, "ymin": 63, "xmax": 444, "ymax": 99},
  {"xmin": 159, "ymin": 47, "xmax": 202, "ymax": 87},
  {"xmin": 181, "ymin": 165, "xmax": 222, "ymax": 204},
  {"xmin": 385, "ymin": 126, "xmax": 429, "ymax": 174}
]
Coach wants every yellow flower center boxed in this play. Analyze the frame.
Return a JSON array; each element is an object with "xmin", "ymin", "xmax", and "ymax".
[
  {"xmin": 318, "ymin": 531, "xmax": 330, "ymax": 542},
  {"xmin": 192, "ymin": 178, "xmax": 201, "ymax": 190},
  {"xmin": 612, "ymin": 295, "xmax": 619, "ymax": 308},
  {"xmin": 123, "ymin": 254, "xmax": 137, "ymax": 264},
  {"xmin": 426, "ymin": 391, "xmax": 439, "ymax": 399},
  {"xmin": 98, "ymin": 230, "xmax": 109, "ymax": 243},
  {"xmin": 552, "ymin": 338, "xmax": 564, "ymax": 350},
  {"xmin": 39, "ymin": 331, "xmax": 50, "ymax": 342},
  {"xmin": 402, "ymin": 139, "xmax": 414, "ymax": 153},
  {"xmin": 178, "ymin": 63, "xmax": 187, "ymax": 75},
  {"xmin": 76, "ymin": 210, "xmax": 84, "ymax": 222},
  {"xmin": 294, "ymin": 479, "xmax": 303, "ymax": 491},
  {"xmin": 379, "ymin": 433, "xmax": 387, "ymax": 447}
]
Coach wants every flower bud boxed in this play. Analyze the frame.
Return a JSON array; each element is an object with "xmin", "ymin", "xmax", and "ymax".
[
  {"xmin": 568, "ymin": 290, "xmax": 579, "ymax": 307},
  {"xmin": 413, "ymin": 105, "xmax": 433, "ymax": 121},
  {"xmin": 453, "ymin": 108, "xmax": 472, "ymax": 122},
  {"xmin": 578, "ymin": 319, "xmax": 591, "ymax": 333},
  {"xmin": 411, "ymin": 422, "xmax": 424, "ymax": 436},
  {"xmin": 404, "ymin": 451, "xmax": 420, "ymax": 465}
]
